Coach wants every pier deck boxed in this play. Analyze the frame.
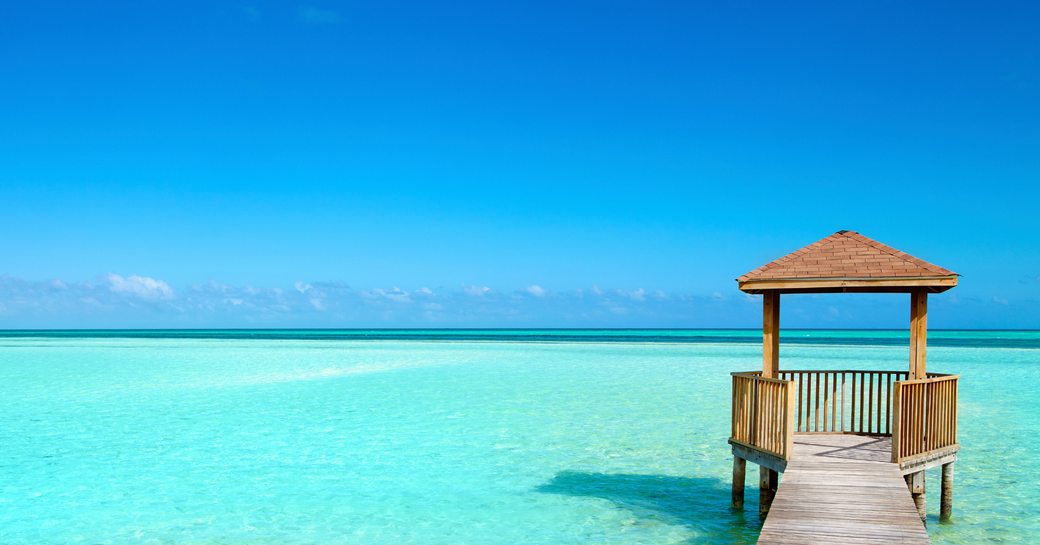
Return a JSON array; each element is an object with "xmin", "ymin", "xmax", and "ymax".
[{"xmin": 756, "ymin": 434, "xmax": 931, "ymax": 545}]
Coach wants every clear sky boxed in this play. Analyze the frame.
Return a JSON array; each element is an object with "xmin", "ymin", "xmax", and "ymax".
[{"xmin": 1, "ymin": 1, "xmax": 1037, "ymax": 328}]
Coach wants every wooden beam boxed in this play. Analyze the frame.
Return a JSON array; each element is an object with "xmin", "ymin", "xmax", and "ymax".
[
  {"xmin": 739, "ymin": 275, "xmax": 957, "ymax": 294},
  {"xmin": 763, "ymin": 290, "xmax": 780, "ymax": 378},
  {"xmin": 909, "ymin": 291, "xmax": 928, "ymax": 379},
  {"xmin": 898, "ymin": 448, "xmax": 958, "ymax": 475},
  {"xmin": 743, "ymin": 286, "xmax": 952, "ymax": 295},
  {"xmin": 729, "ymin": 441, "xmax": 788, "ymax": 473}
]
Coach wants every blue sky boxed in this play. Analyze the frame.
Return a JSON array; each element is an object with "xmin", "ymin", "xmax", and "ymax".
[{"xmin": 1, "ymin": 1, "xmax": 1037, "ymax": 328}]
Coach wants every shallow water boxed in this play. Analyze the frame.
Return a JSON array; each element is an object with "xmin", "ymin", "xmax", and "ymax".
[{"xmin": 0, "ymin": 331, "xmax": 1037, "ymax": 544}]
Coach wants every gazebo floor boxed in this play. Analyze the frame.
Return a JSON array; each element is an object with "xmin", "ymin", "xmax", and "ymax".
[{"xmin": 757, "ymin": 434, "xmax": 931, "ymax": 545}]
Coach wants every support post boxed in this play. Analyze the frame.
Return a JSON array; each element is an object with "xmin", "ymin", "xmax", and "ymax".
[
  {"xmin": 732, "ymin": 456, "xmax": 746, "ymax": 509},
  {"xmin": 941, "ymin": 462, "xmax": 954, "ymax": 521},
  {"xmin": 759, "ymin": 466, "xmax": 778, "ymax": 516},
  {"xmin": 909, "ymin": 291, "xmax": 928, "ymax": 379},
  {"xmin": 762, "ymin": 290, "xmax": 780, "ymax": 378},
  {"xmin": 906, "ymin": 470, "xmax": 926, "ymax": 522},
  {"xmin": 890, "ymin": 380, "xmax": 902, "ymax": 463}
]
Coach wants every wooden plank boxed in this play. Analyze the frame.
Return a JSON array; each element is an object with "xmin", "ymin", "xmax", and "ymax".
[{"xmin": 757, "ymin": 435, "xmax": 931, "ymax": 545}]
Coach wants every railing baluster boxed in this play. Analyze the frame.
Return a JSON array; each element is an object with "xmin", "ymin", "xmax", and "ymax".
[
  {"xmin": 831, "ymin": 372, "xmax": 838, "ymax": 432},
  {"xmin": 885, "ymin": 373, "xmax": 892, "ymax": 434},
  {"xmin": 822, "ymin": 372, "xmax": 829, "ymax": 432},
  {"xmin": 858, "ymin": 372, "xmax": 865, "ymax": 433},
  {"xmin": 876, "ymin": 372, "xmax": 882, "ymax": 435},
  {"xmin": 851, "ymin": 372, "xmax": 857, "ymax": 433},
  {"xmin": 797, "ymin": 372, "xmax": 803, "ymax": 432},
  {"xmin": 841, "ymin": 372, "xmax": 846, "ymax": 433},
  {"xmin": 814, "ymin": 372, "xmax": 820, "ymax": 432},
  {"xmin": 805, "ymin": 371, "xmax": 810, "ymax": 434}
]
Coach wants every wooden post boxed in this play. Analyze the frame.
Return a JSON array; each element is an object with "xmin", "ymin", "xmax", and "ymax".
[
  {"xmin": 941, "ymin": 462, "xmax": 954, "ymax": 521},
  {"xmin": 909, "ymin": 291, "xmax": 928, "ymax": 379},
  {"xmin": 890, "ymin": 381, "xmax": 902, "ymax": 463},
  {"xmin": 906, "ymin": 470, "xmax": 926, "ymax": 522},
  {"xmin": 759, "ymin": 466, "xmax": 778, "ymax": 516},
  {"xmin": 784, "ymin": 383, "xmax": 796, "ymax": 459},
  {"xmin": 763, "ymin": 290, "xmax": 780, "ymax": 378},
  {"xmin": 732, "ymin": 456, "xmax": 746, "ymax": 509}
]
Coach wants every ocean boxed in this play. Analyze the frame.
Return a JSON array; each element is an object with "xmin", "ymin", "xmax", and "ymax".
[{"xmin": 1, "ymin": 330, "xmax": 1037, "ymax": 544}]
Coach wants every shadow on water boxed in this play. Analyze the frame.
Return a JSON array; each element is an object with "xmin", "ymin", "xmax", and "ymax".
[{"xmin": 536, "ymin": 471, "xmax": 761, "ymax": 544}]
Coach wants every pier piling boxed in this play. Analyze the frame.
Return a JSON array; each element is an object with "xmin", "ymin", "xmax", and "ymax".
[
  {"xmin": 732, "ymin": 456, "xmax": 746, "ymax": 509},
  {"xmin": 941, "ymin": 462, "xmax": 954, "ymax": 521},
  {"xmin": 759, "ymin": 467, "xmax": 777, "ymax": 515}
]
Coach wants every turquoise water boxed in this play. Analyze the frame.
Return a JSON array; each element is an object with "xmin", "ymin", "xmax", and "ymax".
[{"xmin": 0, "ymin": 330, "xmax": 1037, "ymax": 544}]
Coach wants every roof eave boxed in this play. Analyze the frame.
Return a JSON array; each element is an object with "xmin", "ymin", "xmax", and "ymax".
[{"xmin": 737, "ymin": 275, "xmax": 959, "ymax": 294}]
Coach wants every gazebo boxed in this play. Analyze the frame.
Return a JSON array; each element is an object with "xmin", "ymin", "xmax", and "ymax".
[{"xmin": 729, "ymin": 230, "xmax": 961, "ymax": 526}]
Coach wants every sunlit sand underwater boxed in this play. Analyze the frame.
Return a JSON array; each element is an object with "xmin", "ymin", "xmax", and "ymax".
[{"xmin": 1, "ymin": 331, "xmax": 1037, "ymax": 544}]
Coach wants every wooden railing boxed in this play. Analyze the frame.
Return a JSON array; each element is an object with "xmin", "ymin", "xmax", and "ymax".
[
  {"xmin": 777, "ymin": 370, "xmax": 908, "ymax": 435},
  {"xmin": 891, "ymin": 374, "xmax": 959, "ymax": 463},
  {"xmin": 731, "ymin": 369, "xmax": 958, "ymax": 464},
  {"xmin": 731, "ymin": 372, "xmax": 796, "ymax": 460}
]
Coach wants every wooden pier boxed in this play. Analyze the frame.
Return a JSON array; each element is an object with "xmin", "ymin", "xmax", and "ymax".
[
  {"xmin": 757, "ymin": 435, "xmax": 930, "ymax": 545},
  {"xmin": 729, "ymin": 231, "xmax": 961, "ymax": 544}
]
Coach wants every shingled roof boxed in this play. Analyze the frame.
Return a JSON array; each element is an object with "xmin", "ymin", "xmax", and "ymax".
[{"xmin": 737, "ymin": 231, "xmax": 958, "ymax": 294}]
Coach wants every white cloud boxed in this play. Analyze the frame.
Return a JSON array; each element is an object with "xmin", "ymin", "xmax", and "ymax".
[
  {"xmin": 106, "ymin": 274, "xmax": 174, "ymax": 300},
  {"xmin": 618, "ymin": 288, "xmax": 646, "ymax": 302},
  {"xmin": 14, "ymin": 275, "xmax": 1010, "ymax": 328},
  {"xmin": 525, "ymin": 284, "xmax": 547, "ymax": 298},
  {"xmin": 299, "ymin": 6, "xmax": 341, "ymax": 24},
  {"xmin": 362, "ymin": 287, "xmax": 412, "ymax": 303}
]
